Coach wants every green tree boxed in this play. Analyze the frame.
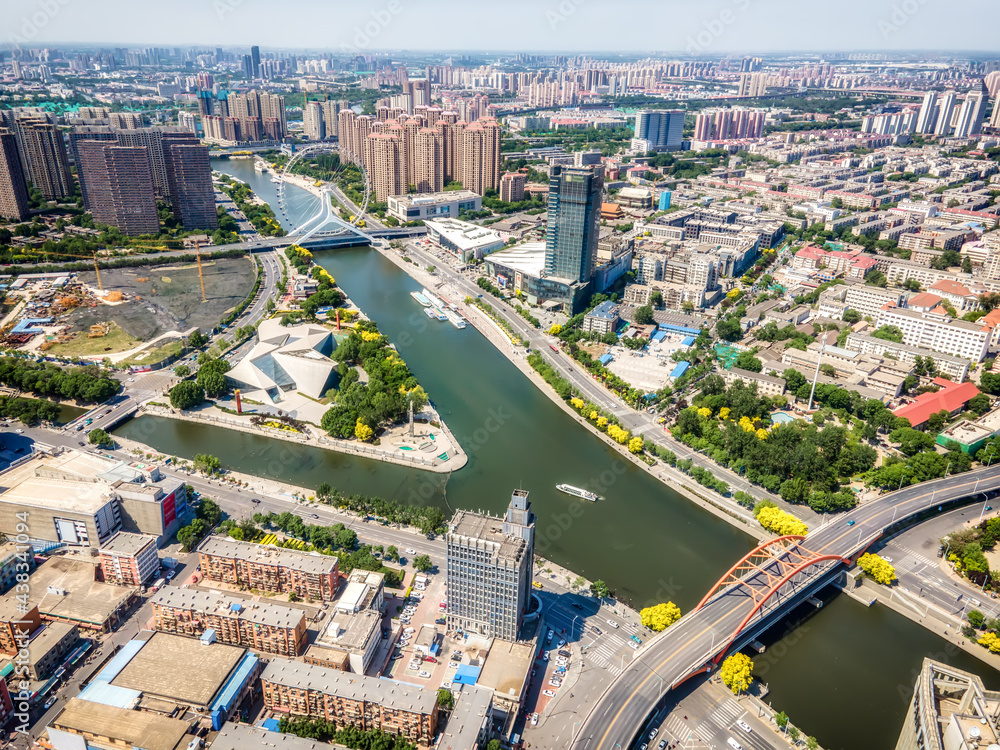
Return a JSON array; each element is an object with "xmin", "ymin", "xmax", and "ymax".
[
  {"xmin": 634, "ymin": 305, "xmax": 654, "ymax": 325},
  {"xmin": 969, "ymin": 394, "xmax": 991, "ymax": 416},
  {"xmin": 88, "ymin": 428, "xmax": 113, "ymax": 448},
  {"xmin": 412, "ymin": 554, "xmax": 433, "ymax": 572},
  {"xmin": 716, "ymin": 318, "xmax": 743, "ymax": 342},
  {"xmin": 196, "ymin": 497, "xmax": 223, "ymax": 525},
  {"xmin": 437, "ymin": 688, "xmax": 454, "ymax": 709},
  {"xmin": 385, "ymin": 545, "xmax": 399, "ymax": 561},
  {"xmin": 775, "ymin": 711, "xmax": 789, "ymax": 729},
  {"xmin": 969, "ymin": 609, "xmax": 987, "ymax": 629},
  {"xmin": 735, "ymin": 351, "xmax": 763, "ymax": 372},
  {"xmin": 177, "ymin": 518, "xmax": 208, "ymax": 551},
  {"xmin": 590, "ymin": 579, "xmax": 610, "ymax": 599},
  {"xmin": 188, "ymin": 330, "xmax": 208, "ymax": 348},
  {"xmin": 194, "ymin": 453, "xmax": 222, "ymax": 476},
  {"xmin": 174, "ymin": 364, "xmax": 191, "ymax": 377},
  {"xmin": 842, "ymin": 308, "xmax": 862, "ymax": 324},
  {"xmin": 927, "ymin": 409, "xmax": 950, "ymax": 434},
  {"xmin": 169, "ymin": 380, "xmax": 205, "ymax": 410}
]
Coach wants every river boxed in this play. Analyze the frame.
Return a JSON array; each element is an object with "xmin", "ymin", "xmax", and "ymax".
[{"xmin": 114, "ymin": 156, "xmax": 1000, "ymax": 750}]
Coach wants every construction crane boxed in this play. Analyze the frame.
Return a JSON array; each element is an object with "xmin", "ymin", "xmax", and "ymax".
[
  {"xmin": 21, "ymin": 247, "xmax": 105, "ymax": 290},
  {"xmin": 126, "ymin": 239, "xmax": 207, "ymax": 302}
]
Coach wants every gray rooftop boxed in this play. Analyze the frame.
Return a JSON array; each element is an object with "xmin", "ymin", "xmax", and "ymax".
[
  {"xmin": 448, "ymin": 510, "xmax": 528, "ymax": 564},
  {"xmin": 209, "ymin": 723, "xmax": 346, "ymax": 750},
  {"xmin": 727, "ymin": 367, "xmax": 785, "ymax": 386},
  {"xmin": 152, "ymin": 587, "xmax": 306, "ymax": 630},
  {"xmin": 438, "ymin": 686, "xmax": 493, "ymax": 750},
  {"xmin": 261, "ymin": 658, "xmax": 438, "ymax": 715},
  {"xmin": 198, "ymin": 537, "xmax": 338, "ymax": 575},
  {"xmin": 100, "ymin": 532, "xmax": 158, "ymax": 556}
]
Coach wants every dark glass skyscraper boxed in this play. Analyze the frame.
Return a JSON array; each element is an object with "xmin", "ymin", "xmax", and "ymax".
[
  {"xmin": 250, "ymin": 45, "xmax": 261, "ymax": 79},
  {"xmin": 544, "ymin": 164, "xmax": 603, "ymax": 284}
]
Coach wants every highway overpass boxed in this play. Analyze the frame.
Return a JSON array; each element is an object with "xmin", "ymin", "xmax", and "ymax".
[{"xmin": 575, "ymin": 465, "xmax": 1000, "ymax": 750}]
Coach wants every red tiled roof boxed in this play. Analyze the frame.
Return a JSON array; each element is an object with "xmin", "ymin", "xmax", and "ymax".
[
  {"xmin": 893, "ymin": 381, "xmax": 981, "ymax": 427},
  {"xmin": 906, "ymin": 293, "xmax": 943, "ymax": 310},
  {"xmin": 980, "ymin": 308, "xmax": 1000, "ymax": 329}
]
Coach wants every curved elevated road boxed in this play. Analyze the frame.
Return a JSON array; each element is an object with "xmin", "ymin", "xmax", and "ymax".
[{"xmin": 575, "ymin": 465, "xmax": 1000, "ymax": 750}]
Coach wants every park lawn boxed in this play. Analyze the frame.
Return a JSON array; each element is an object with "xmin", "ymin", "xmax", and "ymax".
[
  {"xmin": 119, "ymin": 339, "xmax": 184, "ymax": 367},
  {"xmin": 45, "ymin": 321, "xmax": 142, "ymax": 358}
]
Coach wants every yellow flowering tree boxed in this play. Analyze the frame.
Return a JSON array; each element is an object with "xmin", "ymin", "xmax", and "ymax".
[
  {"xmin": 720, "ymin": 654, "xmax": 754, "ymax": 695},
  {"xmin": 570, "ymin": 398, "xmax": 585, "ymax": 410},
  {"xmin": 597, "ymin": 416, "xmax": 609, "ymax": 429},
  {"xmin": 549, "ymin": 324, "xmax": 563, "ymax": 335},
  {"xmin": 719, "ymin": 407, "xmax": 731, "ymax": 420},
  {"xmin": 354, "ymin": 419, "xmax": 374, "ymax": 442},
  {"xmin": 979, "ymin": 632, "xmax": 1000, "ymax": 653},
  {"xmin": 640, "ymin": 602, "xmax": 682, "ymax": 631},
  {"xmin": 756, "ymin": 505, "xmax": 808, "ymax": 536},
  {"xmin": 360, "ymin": 330, "xmax": 381, "ymax": 342},
  {"xmin": 739, "ymin": 416, "xmax": 756, "ymax": 433},
  {"xmin": 756, "ymin": 428, "xmax": 769, "ymax": 440},
  {"xmin": 607, "ymin": 424, "xmax": 630, "ymax": 444},
  {"xmin": 697, "ymin": 407, "xmax": 712, "ymax": 419},
  {"xmin": 628, "ymin": 436, "xmax": 644, "ymax": 454},
  {"xmin": 589, "ymin": 410, "xmax": 599, "ymax": 421},
  {"xmin": 857, "ymin": 553, "xmax": 897, "ymax": 585}
]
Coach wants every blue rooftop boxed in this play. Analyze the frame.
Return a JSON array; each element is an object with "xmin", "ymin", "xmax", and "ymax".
[
  {"xmin": 681, "ymin": 336, "xmax": 696, "ymax": 346},
  {"xmin": 650, "ymin": 330, "xmax": 666, "ymax": 342},
  {"xmin": 669, "ymin": 362, "xmax": 690, "ymax": 379},
  {"xmin": 453, "ymin": 664, "xmax": 482, "ymax": 685},
  {"xmin": 588, "ymin": 300, "xmax": 619, "ymax": 321},
  {"xmin": 210, "ymin": 652, "xmax": 259, "ymax": 729},
  {"xmin": 658, "ymin": 323, "xmax": 701, "ymax": 336},
  {"xmin": 598, "ymin": 353, "xmax": 613, "ymax": 365}
]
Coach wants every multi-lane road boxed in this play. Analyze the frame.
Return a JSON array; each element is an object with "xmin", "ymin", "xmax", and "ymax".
[{"xmin": 575, "ymin": 464, "xmax": 1000, "ymax": 750}]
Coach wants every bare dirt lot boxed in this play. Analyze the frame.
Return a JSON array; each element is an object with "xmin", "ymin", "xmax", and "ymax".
[{"xmin": 68, "ymin": 257, "xmax": 256, "ymax": 341}]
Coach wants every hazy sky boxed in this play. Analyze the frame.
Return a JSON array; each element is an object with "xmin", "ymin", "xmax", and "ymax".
[{"xmin": 5, "ymin": 0, "xmax": 999, "ymax": 54}]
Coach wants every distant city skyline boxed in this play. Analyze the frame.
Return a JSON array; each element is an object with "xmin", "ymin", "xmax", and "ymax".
[{"xmin": 5, "ymin": 0, "xmax": 999, "ymax": 53}]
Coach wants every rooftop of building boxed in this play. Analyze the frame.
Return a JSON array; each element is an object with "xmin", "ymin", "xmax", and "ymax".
[
  {"xmin": 726, "ymin": 366, "xmax": 785, "ymax": 386},
  {"xmin": 49, "ymin": 698, "xmax": 193, "ymax": 750},
  {"xmin": 906, "ymin": 292, "xmax": 944, "ymax": 309},
  {"xmin": 198, "ymin": 537, "xmax": 338, "ymax": 576},
  {"xmin": 438, "ymin": 686, "xmax": 494, "ymax": 750},
  {"xmin": 26, "ymin": 621, "xmax": 77, "ymax": 664},
  {"xmin": 880, "ymin": 305, "xmax": 988, "ymax": 332},
  {"xmin": 391, "ymin": 189, "xmax": 481, "ymax": 206},
  {"xmin": 100, "ymin": 532, "xmax": 158, "ymax": 556},
  {"xmin": 110, "ymin": 631, "xmax": 246, "ymax": 707},
  {"xmin": 318, "ymin": 608, "xmax": 380, "ymax": 652},
  {"xmin": 151, "ymin": 587, "xmax": 306, "ymax": 630},
  {"xmin": 476, "ymin": 639, "xmax": 534, "ymax": 702},
  {"xmin": 447, "ymin": 509, "xmax": 529, "ymax": 563},
  {"xmin": 0, "ymin": 555, "xmax": 134, "ymax": 627},
  {"xmin": 587, "ymin": 300, "xmax": 620, "ymax": 320},
  {"xmin": 485, "ymin": 241, "xmax": 546, "ymax": 277},
  {"xmin": 425, "ymin": 218, "xmax": 503, "ymax": 250},
  {"xmin": 261, "ymin": 658, "xmax": 439, "ymax": 714},
  {"xmin": 209, "ymin": 723, "xmax": 348, "ymax": 750},
  {"xmin": 894, "ymin": 380, "xmax": 981, "ymax": 426}
]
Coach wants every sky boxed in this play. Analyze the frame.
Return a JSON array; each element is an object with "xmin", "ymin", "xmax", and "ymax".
[{"xmin": 4, "ymin": 0, "xmax": 999, "ymax": 54}]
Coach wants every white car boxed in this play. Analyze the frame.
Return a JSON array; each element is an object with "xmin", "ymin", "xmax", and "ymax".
[
  {"xmin": 442, "ymin": 681, "xmax": 452, "ymax": 688},
  {"xmin": 542, "ymin": 690, "xmax": 556, "ymax": 697},
  {"xmin": 406, "ymin": 548, "xmax": 416, "ymax": 555},
  {"xmin": 628, "ymin": 640, "xmax": 639, "ymax": 649},
  {"xmin": 418, "ymin": 670, "xmax": 431, "ymax": 678},
  {"xmin": 548, "ymin": 680, "xmax": 562, "ymax": 688},
  {"xmin": 530, "ymin": 713, "xmax": 539, "ymax": 726},
  {"xmin": 737, "ymin": 721, "xmax": 752, "ymax": 733},
  {"xmin": 607, "ymin": 620, "xmax": 619, "ymax": 628}
]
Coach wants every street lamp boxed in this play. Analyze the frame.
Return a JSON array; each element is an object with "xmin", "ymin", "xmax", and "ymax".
[{"xmin": 988, "ymin": 445, "xmax": 997, "ymax": 467}]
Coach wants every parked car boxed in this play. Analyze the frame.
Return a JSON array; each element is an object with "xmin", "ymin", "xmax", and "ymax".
[
  {"xmin": 418, "ymin": 670, "xmax": 431, "ymax": 678},
  {"xmin": 425, "ymin": 656, "xmax": 437, "ymax": 663},
  {"xmin": 542, "ymin": 690, "xmax": 556, "ymax": 697},
  {"xmin": 531, "ymin": 713, "xmax": 538, "ymax": 726}
]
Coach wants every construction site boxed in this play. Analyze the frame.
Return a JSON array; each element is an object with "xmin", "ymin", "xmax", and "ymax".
[{"xmin": 0, "ymin": 256, "xmax": 256, "ymax": 363}]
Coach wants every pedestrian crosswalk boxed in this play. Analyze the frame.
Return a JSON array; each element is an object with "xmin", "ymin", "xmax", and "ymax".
[
  {"xmin": 894, "ymin": 543, "xmax": 937, "ymax": 568},
  {"xmin": 708, "ymin": 698, "xmax": 743, "ymax": 728}
]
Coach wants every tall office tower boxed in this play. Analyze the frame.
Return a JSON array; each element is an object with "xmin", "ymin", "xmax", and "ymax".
[
  {"xmin": 303, "ymin": 101, "xmax": 324, "ymax": 140},
  {"xmin": 445, "ymin": 489, "xmax": 535, "ymax": 641},
  {"xmin": 14, "ymin": 117, "xmax": 73, "ymax": 200},
  {"xmin": 320, "ymin": 100, "xmax": 343, "ymax": 138},
  {"xmin": 163, "ymin": 138, "xmax": 217, "ymax": 230},
  {"xmin": 74, "ymin": 141, "xmax": 158, "ymax": 236},
  {"xmin": 459, "ymin": 119, "xmax": 500, "ymax": 195},
  {"xmin": 250, "ymin": 46, "xmax": 261, "ymax": 79},
  {"xmin": 414, "ymin": 128, "xmax": 443, "ymax": 193},
  {"xmin": 0, "ymin": 130, "xmax": 30, "ymax": 221},
  {"xmin": 915, "ymin": 91, "xmax": 939, "ymax": 134},
  {"xmin": 992, "ymin": 93, "xmax": 1000, "ymax": 130},
  {"xmin": 338, "ymin": 109, "xmax": 357, "ymax": 160},
  {"xmin": 241, "ymin": 55, "xmax": 253, "ymax": 80},
  {"xmin": 954, "ymin": 81, "xmax": 989, "ymax": 138},
  {"xmin": 934, "ymin": 91, "xmax": 957, "ymax": 135},
  {"xmin": 544, "ymin": 164, "xmax": 603, "ymax": 284},
  {"xmin": 364, "ymin": 133, "xmax": 404, "ymax": 201},
  {"xmin": 68, "ymin": 126, "xmax": 117, "ymax": 208},
  {"xmin": 633, "ymin": 110, "xmax": 683, "ymax": 152}
]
